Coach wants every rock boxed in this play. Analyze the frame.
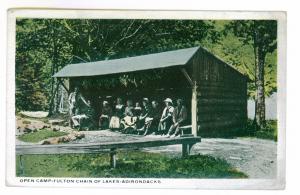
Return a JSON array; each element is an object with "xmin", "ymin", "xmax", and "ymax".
[
  {"xmin": 19, "ymin": 111, "xmax": 48, "ymax": 118},
  {"xmin": 24, "ymin": 124, "xmax": 37, "ymax": 133},
  {"xmin": 52, "ymin": 126, "xmax": 60, "ymax": 132},
  {"xmin": 49, "ymin": 119, "xmax": 66, "ymax": 126},
  {"xmin": 229, "ymin": 156, "xmax": 242, "ymax": 160},
  {"xmin": 43, "ymin": 124, "xmax": 51, "ymax": 129},
  {"xmin": 41, "ymin": 131, "xmax": 85, "ymax": 145}
]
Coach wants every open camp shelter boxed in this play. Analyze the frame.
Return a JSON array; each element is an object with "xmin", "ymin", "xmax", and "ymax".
[{"xmin": 53, "ymin": 46, "xmax": 249, "ymax": 136}]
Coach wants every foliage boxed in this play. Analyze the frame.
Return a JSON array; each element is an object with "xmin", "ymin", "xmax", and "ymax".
[
  {"xmin": 200, "ymin": 119, "xmax": 277, "ymax": 141},
  {"xmin": 202, "ymin": 20, "xmax": 277, "ymax": 98},
  {"xmin": 16, "ymin": 152, "xmax": 247, "ymax": 178},
  {"xmin": 18, "ymin": 129, "xmax": 68, "ymax": 143},
  {"xmin": 16, "ymin": 19, "xmax": 277, "ymax": 111},
  {"xmin": 244, "ymin": 120, "xmax": 277, "ymax": 141}
]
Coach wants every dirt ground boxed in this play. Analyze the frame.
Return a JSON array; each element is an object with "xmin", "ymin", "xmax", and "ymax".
[
  {"xmin": 72, "ymin": 130, "xmax": 277, "ymax": 179},
  {"xmin": 17, "ymin": 128, "xmax": 277, "ymax": 178}
]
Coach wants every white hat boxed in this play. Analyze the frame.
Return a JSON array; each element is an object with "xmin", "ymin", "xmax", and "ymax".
[
  {"xmin": 143, "ymin": 97, "xmax": 149, "ymax": 102},
  {"xmin": 164, "ymin": 98, "xmax": 173, "ymax": 104}
]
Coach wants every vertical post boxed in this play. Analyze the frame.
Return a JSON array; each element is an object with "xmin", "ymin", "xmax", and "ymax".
[
  {"xmin": 182, "ymin": 144, "xmax": 190, "ymax": 157},
  {"xmin": 19, "ymin": 155, "xmax": 24, "ymax": 176},
  {"xmin": 110, "ymin": 148, "xmax": 117, "ymax": 168},
  {"xmin": 191, "ymin": 82, "xmax": 198, "ymax": 136}
]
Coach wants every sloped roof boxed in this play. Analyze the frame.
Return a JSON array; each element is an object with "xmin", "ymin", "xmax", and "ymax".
[{"xmin": 53, "ymin": 47, "xmax": 199, "ymax": 78}]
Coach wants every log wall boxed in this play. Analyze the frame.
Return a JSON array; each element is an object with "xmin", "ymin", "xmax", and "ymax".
[{"xmin": 191, "ymin": 47, "xmax": 248, "ymax": 134}]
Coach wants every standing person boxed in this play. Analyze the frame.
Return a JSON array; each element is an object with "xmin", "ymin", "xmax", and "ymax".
[
  {"xmin": 158, "ymin": 98, "xmax": 174, "ymax": 135},
  {"xmin": 68, "ymin": 87, "xmax": 89, "ymax": 128},
  {"xmin": 167, "ymin": 99, "xmax": 188, "ymax": 138},
  {"xmin": 141, "ymin": 100, "xmax": 161, "ymax": 136},
  {"xmin": 109, "ymin": 97, "xmax": 125, "ymax": 130},
  {"xmin": 99, "ymin": 101, "xmax": 113, "ymax": 130}
]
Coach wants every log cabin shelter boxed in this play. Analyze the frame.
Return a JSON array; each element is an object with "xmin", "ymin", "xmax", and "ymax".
[{"xmin": 53, "ymin": 46, "xmax": 249, "ymax": 136}]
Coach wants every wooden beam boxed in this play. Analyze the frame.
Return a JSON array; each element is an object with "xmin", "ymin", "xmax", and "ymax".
[
  {"xmin": 181, "ymin": 68, "xmax": 194, "ymax": 86},
  {"xmin": 16, "ymin": 137, "xmax": 201, "ymax": 155},
  {"xmin": 58, "ymin": 78, "xmax": 70, "ymax": 94}
]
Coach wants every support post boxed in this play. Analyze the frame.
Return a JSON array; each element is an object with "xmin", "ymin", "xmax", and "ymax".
[
  {"xmin": 182, "ymin": 144, "xmax": 190, "ymax": 157},
  {"xmin": 110, "ymin": 148, "xmax": 117, "ymax": 168},
  {"xmin": 19, "ymin": 155, "xmax": 24, "ymax": 176},
  {"xmin": 191, "ymin": 82, "xmax": 198, "ymax": 137}
]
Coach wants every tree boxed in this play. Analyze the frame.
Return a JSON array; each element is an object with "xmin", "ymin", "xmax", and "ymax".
[
  {"xmin": 226, "ymin": 20, "xmax": 277, "ymax": 128},
  {"xmin": 16, "ymin": 19, "xmax": 217, "ymax": 112}
]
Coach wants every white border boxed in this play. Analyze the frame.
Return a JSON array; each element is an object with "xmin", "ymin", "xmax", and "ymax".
[{"xmin": 6, "ymin": 9, "xmax": 286, "ymax": 189}]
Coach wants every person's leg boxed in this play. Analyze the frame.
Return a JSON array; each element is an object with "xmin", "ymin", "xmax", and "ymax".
[
  {"xmin": 143, "ymin": 121, "xmax": 152, "ymax": 136},
  {"xmin": 174, "ymin": 125, "xmax": 181, "ymax": 136},
  {"xmin": 167, "ymin": 123, "xmax": 178, "ymax": 137},
  {"xmin": 72, "ymin": 116, "xmax": 80, "ymax": 127}
]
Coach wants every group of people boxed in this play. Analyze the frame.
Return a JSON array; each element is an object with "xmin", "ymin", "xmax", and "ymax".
[{"xmin": 68, "ymin": 87, "xmax": 188, "ymax": 137}]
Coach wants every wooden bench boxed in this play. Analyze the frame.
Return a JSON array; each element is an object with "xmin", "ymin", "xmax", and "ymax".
[{"xmin": 16, "ymin": 136, "xmax": 201, "ymax": 172}]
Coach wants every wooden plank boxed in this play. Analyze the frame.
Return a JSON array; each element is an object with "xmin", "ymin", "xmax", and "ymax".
[
  {"xmin": 16, "ymin": 137, "xmax": 201, "ymax": 155},
  {"xmin": 180, "ymin": 68, "xmax": 194, "ymax": 86}
]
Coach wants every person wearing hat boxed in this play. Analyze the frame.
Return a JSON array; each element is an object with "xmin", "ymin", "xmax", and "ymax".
[
  {"xmin": 99, "ymin": 100, "xmax": 112, "ymax": 130},
  {"xmin": 167, "ymin": 98, "xmax": 188, "ymax": 138},
  {"xmin": 158, "ymin": 98, "xmax": 174, "ymax": 134}
]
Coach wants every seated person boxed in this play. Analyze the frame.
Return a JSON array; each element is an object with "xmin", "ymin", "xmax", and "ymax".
[
  {"xmin": 99, "ymin": 101, "xmax": 113, "ymax": 130},
  {"xmin": 109, "ymin": 97, "xmax": 125, "ymax": 130},
  {"xmin": 158, "ymin": 98, "xmax": 174, "ymax": 135},
  {"xmin": 133, "ymin": 102, "xmax": 142, "ymax": 116},
  {"xmin": 71, "ymin": 100, "xmax": 93, "ymax": 130},
  {"xmin": 121, "ymin": 99, "xmax": 137, "ymax": 132},
  {"xmin": 136, "ymin": 98, "xmax": 150, "ymax": 130},
  {"xmin": 167, "ymin": 99, "xmax": 188, "ymax": 138},
  {"xmin": 142, "ymin": 100, "xmax": 161, "ymax": 136}
]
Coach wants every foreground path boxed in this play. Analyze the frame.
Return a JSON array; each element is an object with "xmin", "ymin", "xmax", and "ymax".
[{"xmin": 143, "ymin": 137, "xmax": 277, "ymax": 179}]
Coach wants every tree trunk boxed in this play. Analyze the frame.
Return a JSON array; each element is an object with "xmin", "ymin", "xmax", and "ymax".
[{"xmin": 254, "ymin": 44, "xmax": 266, "ymax": 129}]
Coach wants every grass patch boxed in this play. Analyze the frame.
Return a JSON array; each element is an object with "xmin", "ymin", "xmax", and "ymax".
[
  {"xmin": 18, "ymin": 129, "xmax": 68, "ymax": 143},
  {"xmin": 200, "ymin": 120, "xmax": 277, "ymax": 141},
  {"xmin": 16, "ymin": 151, "xmax": 247, "ymax": 178}
]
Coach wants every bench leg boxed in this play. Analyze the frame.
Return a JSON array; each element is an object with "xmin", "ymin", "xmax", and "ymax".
[
  {"xmin": 19, "ymin": 155, "xmax": 25, "ymax": 176},
  {"xmin": 110, "ymin": 149, "xmax": 117, "ymax": 168},
  {"xmin": 182, "ymin": 144, "xmax": 190, "ymax": 157},
  {"xmin": 182, "ymin": 143, "xmax": 196, "ymax": 157}
]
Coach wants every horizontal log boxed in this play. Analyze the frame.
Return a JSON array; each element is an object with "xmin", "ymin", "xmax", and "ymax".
[
  {"xmin": 16, "ymin": 137, "xmax": 201, "ymax": 155},
  {"xmin": 197, "ymin": 92, "xmax": 245, "ymax": 99},
  {"xmin": 197, "ymin": 114, "xmax": 246, "ymax": 123},
  {"xmin": 198, "ymin": 88, "xmax": 245, "ymax": 95},
  {"xmin": 197, "ymin": 98, "xmax": 246, "ymax": 105},
  {"xmin": 198, "ymin": 119, "xmax": 246, "ymax": 130},
  {"xmin": 197, "ymin": 105, "xmax": 246, "ymax": 113}
]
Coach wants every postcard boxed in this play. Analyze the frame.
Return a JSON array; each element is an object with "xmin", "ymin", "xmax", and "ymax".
[{"xmin": 6, "ymin": 9, "xmax": 286, "ymax": 189}]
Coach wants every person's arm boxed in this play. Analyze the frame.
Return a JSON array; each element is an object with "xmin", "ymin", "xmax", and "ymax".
[
  {"xmin": 80, "ymin": 94, "xmax": 90, "ymax": 107},
  {"xmin": 172, "ymin": 109, "xmax": 177, "ymax": 124},
  {"xmin": 68, "ymin": 93, "xmax": 73, "ymax": 106}
]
